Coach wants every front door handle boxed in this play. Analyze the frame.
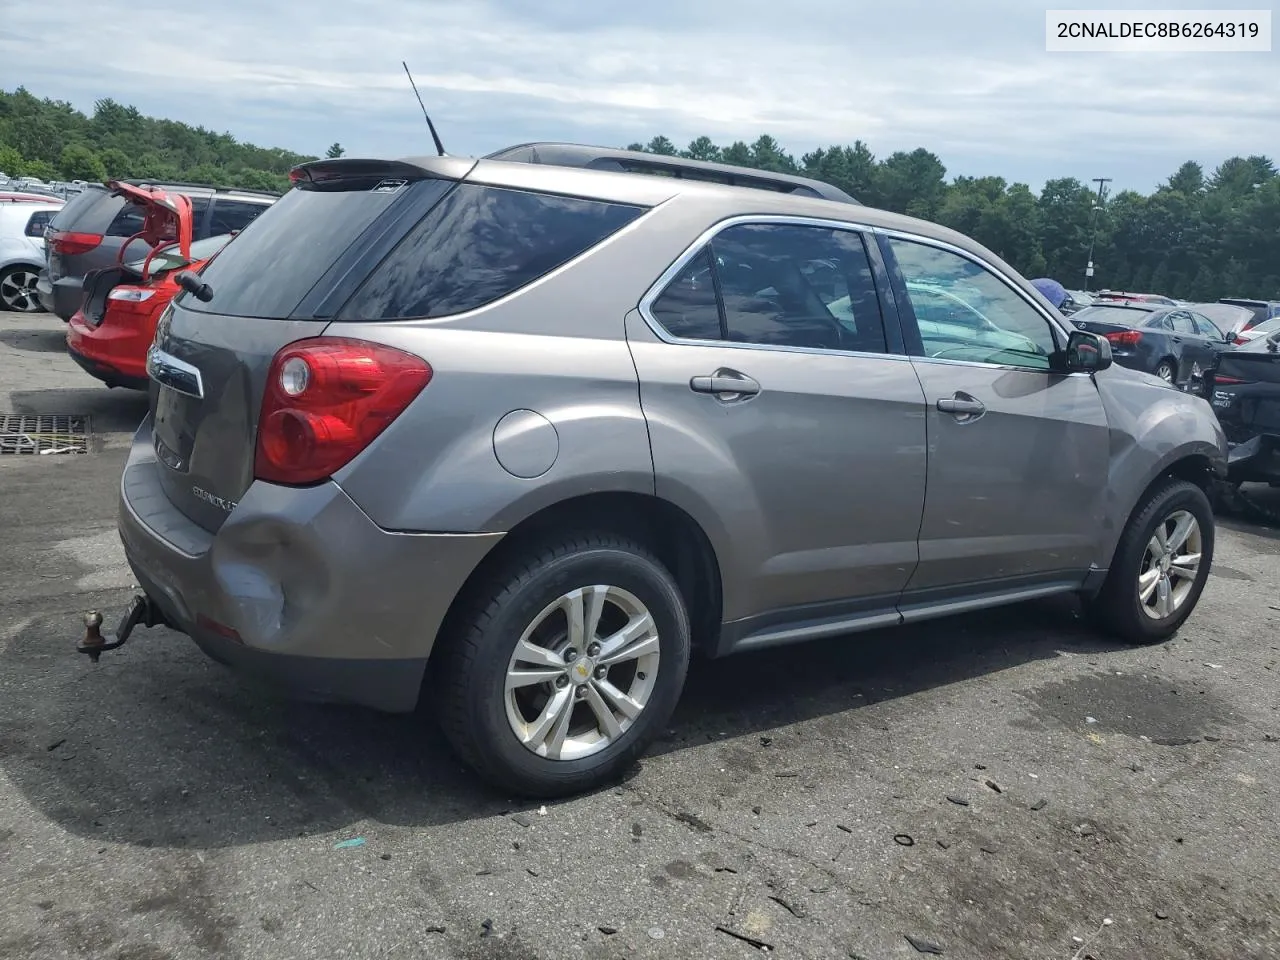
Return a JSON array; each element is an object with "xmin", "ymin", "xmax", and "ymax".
[
  {"xmin": 690, "ymin": 369, "xmax": 760, "ymax": 399},
  {"xmin": 936, "ymin": 393, "xmax": 985, "ymax": 419}
]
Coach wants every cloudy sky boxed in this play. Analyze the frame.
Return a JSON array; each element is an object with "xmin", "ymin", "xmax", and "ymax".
[{"xmin": 2, "ymin": 0, "xmax": 1275, "ymax": 193}]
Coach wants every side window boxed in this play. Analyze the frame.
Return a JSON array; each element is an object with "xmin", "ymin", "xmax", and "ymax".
[
  {"xmin": 1146, "ymin": 313, "xmax": 1173, "ymax": 331},
  {"xmin": 888, "ymin": 237, "xmax": 1058, "ymax": 369},
  {"xmin": 344, "ymin": 184, "xmax": 644, "ymax": 320},
  {"xmin": 1190, "ymin": 313, "xmax": 1220, "ymax": 338},
  {"xmin": 105, "ymin": 203, "xmax": 145, "ymax": 237},
  {"xmin": 1167, "ymin": 311, "xmax": 1196, "ymax": 335},
  {"xmin": 210, "ymin": 199, "xmax": 268, "ymax": 235},
  {"xmin": 649, "ymin": 248, "xmax": 723, "ymax": 340},
  {"xmin": 24, "ymin": 210, "xmax": 53, "ymax": 237},
  {"xmin": 710, "ymin": 223, "xmax": 887, "ymax": 353}
]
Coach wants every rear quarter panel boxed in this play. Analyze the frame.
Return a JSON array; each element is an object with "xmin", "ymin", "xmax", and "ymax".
[
  {"xmin": 327, "ymin": 198, "xmax": 718, "ymax": 533},
  {"xmin": 1093, "ymin": 364, "xmax": 1227, "ymax": 566}
]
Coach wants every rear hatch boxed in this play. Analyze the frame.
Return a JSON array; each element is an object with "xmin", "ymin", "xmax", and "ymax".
[
  {"xmin": 147, "ymin": 159, "xmax": 467, "ymax": 532},
  {"xmin": 1207, "ymin": 334, "xmax": 1280, "ymax": 442},
  {"xmin": 44, "ymin": 185, "xmax": 117, "ymax": 279}
]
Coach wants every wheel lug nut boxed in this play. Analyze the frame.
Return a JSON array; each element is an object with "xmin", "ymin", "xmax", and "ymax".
[
  {"xmin": 595, "ymin": 666, "xmax": 607, "ymax": 680},
  {"xmin": 575, "ymin": 686, "xmax": 587, "ymax": 699},
  {"xmin": 555, "ymin": 675, "xmax": 569, "ymax": 688},
  {"xmin": 587, "ymin": 643, "xmax": 601, "ymax": 657}
]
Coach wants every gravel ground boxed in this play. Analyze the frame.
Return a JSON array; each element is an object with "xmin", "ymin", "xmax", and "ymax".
[{"xmin": 1, "ymin": 310, "xmax": 1278, "ymax": 960}]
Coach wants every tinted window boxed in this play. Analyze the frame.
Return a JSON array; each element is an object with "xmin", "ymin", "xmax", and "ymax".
[
  {"xmin": 105, "ymin": 203, "xmax": 145, "ymax": 238},
  {"xmin": 888, "ymin": 238, "xmax": 1057, "ymax": 369},
  {"xmin": 1168, "ymin": 311, "xmax": 1196, "ymax": 335},
  {"xmin": 48, "ymin": 187, "xmax": 112, "ymax": 231},
  {"xmin": 711, "ymin": 223, "xmax": 887, "ymax": 352},
  {"xmin": 24, "ymin": 210, "xmax": 53, "ymax": 236},
  {"xmin": 1145, "ymin": 313, "xmax": 1174, "ymax": 331},
  {"xmin": 346, "ymin": 185, "xmax": 644, "ymax": 320},
  {"xmin": 649, "ymin": 248, "xmax": 722, "ymax": 340},
  {"xmin": 210, "ymin": 199, "xmax": 268, "ymax": 234},
  {"xmin": 186, "ymin": 179, "xmax": 442, "ymax": 318},
  {"xmin": 1190, "ymin": 313, "xmax": 1221, "ymax": 337}
]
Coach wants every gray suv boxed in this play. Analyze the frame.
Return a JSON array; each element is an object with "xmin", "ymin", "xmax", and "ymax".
[
  {"xmin": 37, "ymin": 180, "xmax": 278, "ymax": 320},
  {"xmin": 97, "ymin": 144, "xmax": 1227, "ymax": 797}
]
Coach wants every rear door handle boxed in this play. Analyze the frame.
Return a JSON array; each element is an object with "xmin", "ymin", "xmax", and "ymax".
[
  {"xmin": 936, "ymin": 393, "xmax": 985, "ymax": 418},
  {"xmin": 690, "ymin": 370, "xmax": 760, "ymax": 399}
]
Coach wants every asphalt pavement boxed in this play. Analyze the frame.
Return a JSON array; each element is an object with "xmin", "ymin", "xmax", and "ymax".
[{"xmin": 1, "ymin": 310, "xmax": 1278, "ymax": 960}]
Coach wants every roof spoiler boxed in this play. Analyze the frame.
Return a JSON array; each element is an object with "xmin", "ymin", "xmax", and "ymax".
[
  {"xmin": 485, "ymin": 142, "xmax": 860, "ymax": 205},
  {"xmin": 289, "ymin": 156, "xmax": 476, "ymax": 185}
]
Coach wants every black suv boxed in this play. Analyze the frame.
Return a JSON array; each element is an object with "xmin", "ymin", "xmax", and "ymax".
[{"xmin": 37, "ymin": 180, "xmax": 279, "ymax": 320}]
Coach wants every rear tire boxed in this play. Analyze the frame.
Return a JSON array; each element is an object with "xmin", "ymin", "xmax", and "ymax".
[
  {"xmin": 1087, "ymin": 478, "xmax": 1213, "ymax": 644},
  {"xmin": 1153, "ymin": 359, "xmax": 1176, "ymax": 383},
  {"xmin": 433, "ymin": 533, "xmax": 691, "ymax": 798},
  {"xmin": 0, "ymin": 265, "xmax": 43, "ymax": 313}
]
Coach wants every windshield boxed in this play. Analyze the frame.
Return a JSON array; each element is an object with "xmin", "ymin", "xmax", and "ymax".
[{"xmin": 127, "ymin": 233, "xmax": 235, "ymax": 276}]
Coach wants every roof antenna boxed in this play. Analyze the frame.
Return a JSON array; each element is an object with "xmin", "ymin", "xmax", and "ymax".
[{"xmin": 402, "ymin": 61, "xmax": 447, "ymax": 156}]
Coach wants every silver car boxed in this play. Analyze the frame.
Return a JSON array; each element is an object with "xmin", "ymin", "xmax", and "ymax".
[{"xmin": 96, "ymin": 144, "xmax": 1227, "ymax": 797}]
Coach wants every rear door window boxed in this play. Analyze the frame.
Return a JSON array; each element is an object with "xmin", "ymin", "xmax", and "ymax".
[
  {"xmin": 711, "ymin": 223, "xmax": 887, "ymax": 353},
  {"xmin": 343, "ymin": 184, "xmax": 645, "ymax": 320},
  {"xmin": 649, "ymin": 248, "xmax": 723, "ymax": 340}
]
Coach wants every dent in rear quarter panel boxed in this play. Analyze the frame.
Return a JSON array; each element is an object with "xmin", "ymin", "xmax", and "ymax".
[
  {"xmin": 1093, "ymin": 365, "xmax": 1227, "ymax": 565},
  {"xmin": 328, "ymin": 323, "xmax": 654, "ymax": 532}
]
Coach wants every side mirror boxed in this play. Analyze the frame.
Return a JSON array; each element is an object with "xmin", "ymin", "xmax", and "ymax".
[
  {"xmin": 175, "ymin": 270, "xmax": 213, "ymax": 303},
  {"xmin": 1065, "ymin": 330, "xmax": 1112, "ymax": 372}
]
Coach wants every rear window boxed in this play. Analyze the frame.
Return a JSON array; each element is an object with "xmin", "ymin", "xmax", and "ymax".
[
  {"xmin": 1075, "ymin": 306, "xmax": 1152, "ymax": 326},
  {"xmin": 341, "ymin": 184, "xmax": 645, "ymax": 320},
  {"xmin": 48, "ymin": 187, "xmax": 114, "ymax": 231},
  {"xmin": 182, "ymin": 179, "xmax": 427, "ymax": 319}
]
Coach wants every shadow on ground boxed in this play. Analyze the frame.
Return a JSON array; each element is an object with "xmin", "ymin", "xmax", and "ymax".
[
  {"xmin": 1, "ymin": 591, "xmax": 1121, "ymax": 852},
  {"xmin": 0, "ymin": 325, "xmax": 67, "ymax": 354},
  {"xmin": 9, "ymin": 387, "xmax": 148, "ymax": 439}
]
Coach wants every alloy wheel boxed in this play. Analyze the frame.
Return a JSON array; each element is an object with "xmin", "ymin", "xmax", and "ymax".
[
  {"xmin": 0, "ymin": 269, "xmax": 42, "ymax": 312},
  {"xmin": 1137, "ymin": 509, "xmax": 1201, "ymax": 620},
  {"xmin": 1155, "ymin": 362, "xmax": 1175, "ymax": 383},
  {"xmin": 504, "ymin": 584, "xmax": 660, "ymax": 761}
]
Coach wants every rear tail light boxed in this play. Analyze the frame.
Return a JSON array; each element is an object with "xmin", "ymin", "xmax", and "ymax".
[
  {"xmin": 1104, "ymin": 330, "xmax": 1142, "ymax": 347},
  {"xmin": 1232, "ymin": 335, "xmax": 1250, "ymax": 345},
  {"xmin": 1213, "ymin": 375, "xmax": 1253, "ymax": 385},
  {"xmin": 47, "ymin": 230, "xmax": 103, "ymax": 256},
  {"xmin": 107, "ymin": 287, "xmax": 155, "ymax": 302},
  {"xmin": 254, "ymin": 338, "xmax": 432, "ymax": 485}
]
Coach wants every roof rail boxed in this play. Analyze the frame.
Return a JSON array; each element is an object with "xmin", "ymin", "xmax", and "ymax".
[
  {"xmin": 485, "ymin": 142, "xmax": 859, "ymax": 205},
  {"xmin": 117, "ymin": 178, "xmax": 282, "ymax": 198}
]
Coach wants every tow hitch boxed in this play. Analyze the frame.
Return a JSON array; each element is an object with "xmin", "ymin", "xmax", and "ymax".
[{"xmin": 77, "ymin": 594, "xmax": 168, "ymax": 662}]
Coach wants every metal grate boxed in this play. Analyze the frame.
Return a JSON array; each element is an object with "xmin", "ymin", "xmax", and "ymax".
[{"xmin": 0, "ymin": 414, "xmax": 90, "ymax": 455}]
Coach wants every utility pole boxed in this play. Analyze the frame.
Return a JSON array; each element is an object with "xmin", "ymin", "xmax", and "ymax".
[{"xmin": 1084, "ymin": 177, "xmax": 1111, "ymax": 291}]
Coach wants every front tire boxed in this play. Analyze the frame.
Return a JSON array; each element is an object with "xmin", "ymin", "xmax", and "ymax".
[
  {"xmin": 1088, "ymin": 478, "xmax": 1214, "ymax": 644},
  {"xmin": 434, "ymin": 533, "xmax": 691, "ymax": 797}
]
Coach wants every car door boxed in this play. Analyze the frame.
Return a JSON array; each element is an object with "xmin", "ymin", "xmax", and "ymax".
[
  {"xmin": 626, "ymin": 218, "xmax": 928, "ymax": 636},
  {"xmin": 881, "ymin": 233, "xmax": 1110, "ymax": 598},
  {"xmin": 1165, "ymin": 310, "xmax": 1216, "ymax": 380}
]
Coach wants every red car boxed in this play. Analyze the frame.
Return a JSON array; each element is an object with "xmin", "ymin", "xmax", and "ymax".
[{"xmin": 66, "ymin": 182, "xmax": 231, "ymax": 390}]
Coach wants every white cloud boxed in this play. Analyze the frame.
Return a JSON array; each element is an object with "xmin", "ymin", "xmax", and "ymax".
[{"xmin": 1, "ymin": 0, "xmax": 1275, "ymax": 191}]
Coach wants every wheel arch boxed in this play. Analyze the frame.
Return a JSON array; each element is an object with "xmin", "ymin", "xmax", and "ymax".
[{"xmin": 428, "ymin": 490, "xmax": 725, "ymax": 669}]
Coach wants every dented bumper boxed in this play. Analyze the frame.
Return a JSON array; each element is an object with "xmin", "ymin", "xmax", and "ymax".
[{"xmin": 115, "ymin": 416, "xmax": 503, "ymax": 712}]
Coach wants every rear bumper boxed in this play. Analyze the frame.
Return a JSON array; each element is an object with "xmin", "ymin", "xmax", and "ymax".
[
  {"xmin": 117, "ymin": 416, "xmax": 504, "ymax": 712},
  {"xmin": 37, "ymin": 272, "xmax": 83, "ymax": 321},
  {"xmin": 1226, "ymin": 434, "xmax": 1280, "ymax": 485},
  {"xmin": 66, "ymin": 311, "xmax": 150, "ymax": 389}
]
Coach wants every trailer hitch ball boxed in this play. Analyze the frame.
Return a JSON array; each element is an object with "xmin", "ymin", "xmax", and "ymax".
[{"xmin": 80, "ymin": 611, "xmax": 106, "ymax": 663}]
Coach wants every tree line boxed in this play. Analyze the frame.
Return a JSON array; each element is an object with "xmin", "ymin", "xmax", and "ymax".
[
  {"xmin": 628, "ymin": 135, "xmax": 1278, "ymax": 301},
  {"xmin": 0, "ymin": 87, "xmax": 314, "ymax": 193},
  {"xmin": 1, "ymin": 87, "xmax": 1274, "ymax": 300}
]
